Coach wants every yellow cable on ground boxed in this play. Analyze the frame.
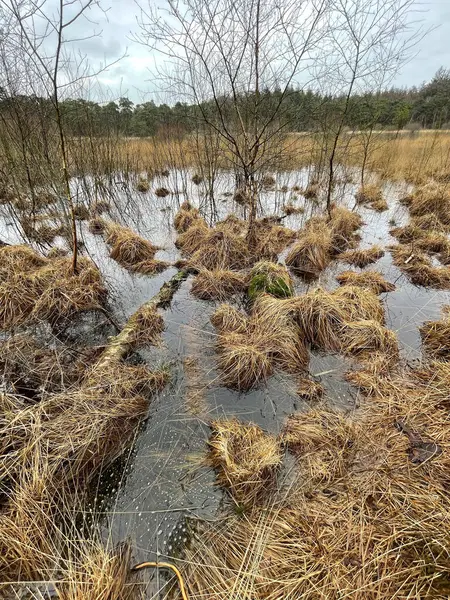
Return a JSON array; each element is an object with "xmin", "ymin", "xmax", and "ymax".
[{"xmin": 132, "ymin": 561, "xmax": 189, "ymax": 600}]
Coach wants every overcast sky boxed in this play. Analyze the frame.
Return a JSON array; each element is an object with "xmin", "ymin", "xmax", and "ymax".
[{"xmin": 66, "ymin": 0, "xmax": 450, "ymax": 104}]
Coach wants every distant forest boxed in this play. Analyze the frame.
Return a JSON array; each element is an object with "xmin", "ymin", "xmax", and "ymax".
[{"xmin": 3, "ymin": 68, "xmax": 450, "ymax": 138}]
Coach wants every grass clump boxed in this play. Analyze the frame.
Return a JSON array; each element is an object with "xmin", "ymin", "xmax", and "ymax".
[
  {"xmin": 286, "ymin": 220, "xmax": 332, "ymax": 277},
  {"xmin": 189, "ymin": 229, "xmax": 249, "ymax": 270},
  {"xmin": 329, "ymin": 205, "xmax": 363, "ymax": 253},
  {"xmin": 175, "ymin": 218, "xmax": 209, "ymax": 254},
  {"xmin": 136, "ymin": 177, "xmax": 149, "ymax": 192},
  {"xmin": 0, "ymin": 335, "xmax": 102, "ymax": 395},
  {"xmin": 207, "ymin": 418, "xmax": 282, "ymax": 506},
  {"xmin": 342, "ymin": 319, "xmax": 399, "ymax": 359},
  {"xmin": 339, "ymin": 245, "xmax": 385, "ymax": 268},
  {"xmin": 248, "ymin": 261, "xmax": 293, "ymax": 300},
  {"xmin": 126, "ymin": 304, "xmax": 165, "ymax": 348},
  {"xmin": 0, "ymin": 246, "xmax": 106, "ymax": 330},
  {"xmin": 304, "ymin": 182, "xmax": 319, "ymax": 199},
  {"xmin": 56, "ymin": 540, "xmax": 140, "ymax": 600},
  {"xmin": 355, "ymin": 184, "xmax": 388, "ymax": 211},
  {"xmin": 252, "ymin": 217, "xmax": 296, "ymax": 261},
  {"xmin": 296, "ymin": 378, "xmax": 324, "ymax": 401},
  {"xmin": 73, "ymin": 204, "xmax": 90, "ymax": 220},
  {"xmin": 294, "ymin": 285, "xmax": 384, "ymax": 352},
  {"xmin": 336, "ymin": 270, "xmax": 395, "ymax": 294},
  {"xmin": 420, "ymin": 309, "xmax": 450, "ymax": 360},
  {"xmin": 390, "ymin": 244, "xmax": 450, "ymax": 289},
  {"xmin": 409, "ymin": 182, "xmax": 450, "ymax": 224},
  {"xmin": 216, "ymin": 334, "xmax": 275, "ymax": 390},
  {"xmin": 284, "ymin": 203, "xmax": 304, "ymax": 216},
  {"xmin": 262, "ymin": 174, "xmax": 276, "ymax": 188},
  {"xmin": 191, "ymin": 269, "xmax": 248, "ymax": 300},
  {"xmin": 213, "ymin": 295, "xmax": 308, "ymax": 390},
  {"xmin": 90, "ymin": 199, "xmax": 110, "ymax": 215},
  {"xmin": 88, "ymin": 217, "xmax": 106, "ymax": 235},
  {"xmin": 155, "ymin": 186, "xmax": 170, "ymax": 198},
  {"xmin": 106, "ymin": 224, "xmax": 168, "ymax": 275},
  {"xmin": 281, "ymin": 409, "xmax": 357, "ymax": 484},
  {"xmin": 210, "ymin": 304, "xmax": 248, "ymax": 334},
  {"xmin": 174, "ymin": 202, "xmax": 202, "ymax": 233}
]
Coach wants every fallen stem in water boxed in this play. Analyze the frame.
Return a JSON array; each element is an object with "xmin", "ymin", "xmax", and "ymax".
[{"xmin": 97, "ymin": 269, "xmax": 188, "ymax": 367}]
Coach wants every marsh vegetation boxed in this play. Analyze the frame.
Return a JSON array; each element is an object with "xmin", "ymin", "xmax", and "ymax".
[{"xmin": 1, "ymin": 0, "xmax": 450, "ymax": 598}]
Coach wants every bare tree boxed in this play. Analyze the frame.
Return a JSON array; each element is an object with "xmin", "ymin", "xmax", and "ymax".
[
  {"xmin": 137, "ymin": 0, "xmax": 330, "ymax": 243},
  {"xmin": 0, "ymin": 0, "xmax": 120, "ymax": 271},
  {"xmin": 321, "ymin": 0, "xmax": 422, "ymax": 214}
]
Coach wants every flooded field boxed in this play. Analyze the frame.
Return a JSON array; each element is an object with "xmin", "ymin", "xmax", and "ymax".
[{"xmin": 1, "ymin": 167, "xmax": 450, "ymax": 598}]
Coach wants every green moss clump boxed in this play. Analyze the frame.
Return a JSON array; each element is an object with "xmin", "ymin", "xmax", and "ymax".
[{"xmin": 248, "ymin": 262, "xmax": 293, "ymax": 300}]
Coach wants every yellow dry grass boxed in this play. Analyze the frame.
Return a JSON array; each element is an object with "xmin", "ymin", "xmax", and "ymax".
[
  {"xmin": 191, "ymin": 269, "xmax": 248, "ymax": 300},
  {"xmin": 0, "ymin": 245, "xmax": 106, "ymax": 329},
  {"xmin": 281, "ymin": 409, "xmax": 358, "ymax": 485},
  {"xmin": 339, "ymin": 245, "xmax": 385, "ymax": 268},
  {"xmin": 182, "ymin": 354, "xmax": 450, "ymax": 599},
  {"xmin": 336, "ymin": 270, "xmax": 396, "ymax": 294},
  {"xmin": 106, "ymin": 223, "xmax": 169, "ymax": 274},
  {"xmin": 420, "ymin": 309, "xmax": 450, "ymax": 360},
  {"xmin": 285, "ymin": 220, "xmax": 332, "ymax": 276},
  {"xmin": 390, "ymin": 243, "xmax": 450, "ymax": 289},
  {"xmin": 207, "ymin": 418, "xmax": 282, "ymax": 506}
]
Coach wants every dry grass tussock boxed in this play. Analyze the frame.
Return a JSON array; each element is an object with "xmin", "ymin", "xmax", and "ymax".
[
  {"xmin": 0, "ymin": 335, "xmax": 102, "ymax": 395},
  {"xmin": 281, "ymin": 409, "xmax": 358, "ymax": 485},
  {"xmin": 294, "ymin": 285, "xmax": 385, "ymax": 351},
  {"xmin": 182, "ymin": 356, "xmax": 450, "ymax": 599},
  {"xmin": 212, "ymin": 296, "xmax": 308, "ymax": 391},
  {"xmin": 106, "ymin": 223, "xmax": 169, "ymax": 275},
  {"xmin": 175, "ymin": 209, "xmax": 295, "ymax": 270},
  {"xmin": 212, "ymin": 284, "xmax": 396, "ymax": 391},
  {"xmin": 0, "ymin": 245, "xmax": 106, "ymax": 329},
  {"xmin": 126, "ymin": 304, "xmax": 165, "ymax": 348},
  {"xmin": 286, "ymin": 207, "xmax": 362, "ymax": 277},
  {"xmin": 355, "ymin": 183, "xmax": 388, "ymax": 211},
  {"xmin": 390, "ymin": 243, "xmax": 450, "ymax": 288},
  {"xmin": 286, "ymin": 220, "xmax": 332, "ymax": 276},
  {"xmin": 191, "ymin": 269, "xmax": 248, "ymax": 300},
  {"xmin": 0, "ymin": 357, "xmax": 168, "ymax": 583},
  {"xmin": 409, "ymin": 181, "xmax": 450, "ymax": 224},
  {"xmin": 296, "ymin": 377, "xmax": 324, "ymax": 401},
  {"xmin": 207, "ymin": 418, "xmax": 282, "ymax": 506},
  {"xmin": 174, "ymin": 201, "xmax": 202, "ymax": 233},
  {"xmin": 420, "ymin": 307, "xmax": 450, "ymax": 360},
  {"xmin": 339, "ymin": 245, "xmax": 385, "ymax": 268},
  {"xmin": 56, "ymin": 540, "xmax": 142, "ymax": 600},
  {"xmin": 336, "ymin": 270, "xmax": 395, "ymax": 294},
  {"xmin": 390, "ymin": 216, "xmax": 450, "ymax": 257},
  {"xmin": 88, "ymin": 216, "xmax": 107, "ymax": 235}
]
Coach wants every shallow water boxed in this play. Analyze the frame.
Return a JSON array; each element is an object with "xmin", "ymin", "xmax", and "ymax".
[{"xmin": 1, "ymin": 168, "xmax": 449, "ymax": 577}]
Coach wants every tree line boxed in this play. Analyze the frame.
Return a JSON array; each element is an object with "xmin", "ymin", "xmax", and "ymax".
[{"xmin": 1, "ymin": 68, "xmax": 449, "ymax": 140}]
